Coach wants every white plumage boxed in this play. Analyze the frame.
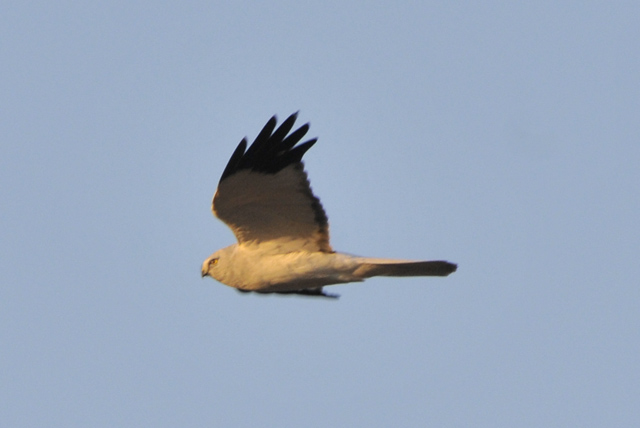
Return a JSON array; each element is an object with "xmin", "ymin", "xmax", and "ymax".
[{"xmin": 201, "ymin": 113, "xmax": 456, "ymax": 298}]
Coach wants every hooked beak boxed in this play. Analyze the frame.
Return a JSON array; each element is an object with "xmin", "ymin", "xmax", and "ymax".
[{"xmin": 201, "ymin": 269, "xmax": 208, "ymax": 278}]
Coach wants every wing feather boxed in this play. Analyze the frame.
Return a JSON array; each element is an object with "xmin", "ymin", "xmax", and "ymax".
[{"xmin": 212, "ymin": 113, "xmax": 332, "ymax": 253}]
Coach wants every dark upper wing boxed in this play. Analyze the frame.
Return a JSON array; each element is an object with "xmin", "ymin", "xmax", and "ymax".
[{"xmin": 212, "ymin": 113, "xmax": 332, "ymax": 253}]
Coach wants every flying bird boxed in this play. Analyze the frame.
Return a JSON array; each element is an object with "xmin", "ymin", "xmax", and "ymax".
[{"xmin": 201, "ymin": 113, "xmax": 457, "ymax": 298}]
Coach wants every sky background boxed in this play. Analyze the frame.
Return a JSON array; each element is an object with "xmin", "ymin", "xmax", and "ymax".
[{"xmin": 2, "ymin": 1, "xmax": 639, "ymax": 427}]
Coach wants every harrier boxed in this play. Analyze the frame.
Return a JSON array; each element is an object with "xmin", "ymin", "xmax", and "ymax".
[{"xmin": 202, "ymin": 113, "xmax": 456, "ymax": 298}]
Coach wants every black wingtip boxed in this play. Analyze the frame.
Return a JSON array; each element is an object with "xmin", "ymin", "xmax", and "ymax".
[
  {"xmin": 219, "ymin": 138, "xmax": 248, "ymax": 181},
  {"xmin": 437, "ymin": 261, "xmax": 458, "ymax": 276},
  {"xmin": 237, "ymin": 288, "xmax": 339, "ymax": 299},
  {"xmin": 219, "ymin": 113, "xmax": 316, "ymax": 182}
]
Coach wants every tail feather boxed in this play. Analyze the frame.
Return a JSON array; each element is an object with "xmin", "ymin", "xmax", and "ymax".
[{"xmin": 355, "ymin": 260, "xmax": 457, "ymax": 278}]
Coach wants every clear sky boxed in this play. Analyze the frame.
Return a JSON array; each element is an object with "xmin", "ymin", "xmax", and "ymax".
[{"xmin": 2, "ymin": 1, "xmax": 639, "ymax": 427}]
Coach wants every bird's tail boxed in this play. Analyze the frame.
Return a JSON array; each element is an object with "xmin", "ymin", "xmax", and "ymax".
[{"xmin": 354, "ymin": 258, "xmax": 457, "ymax": 278}]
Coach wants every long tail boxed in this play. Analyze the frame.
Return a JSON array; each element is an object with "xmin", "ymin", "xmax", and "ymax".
[{"xmin": 354, "ymin": 258, "xmax": 457, "ymax": 278}]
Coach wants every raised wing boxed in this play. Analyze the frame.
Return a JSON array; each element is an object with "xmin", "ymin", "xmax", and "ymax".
[{"xmin": 212, "ymin": 113, "xmax": 332, "ymax": 253}]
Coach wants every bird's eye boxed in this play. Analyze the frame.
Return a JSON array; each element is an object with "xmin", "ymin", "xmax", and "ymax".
[{"xmin": 209, "ymin": 258, "xmax": 218, "ymax": 266}]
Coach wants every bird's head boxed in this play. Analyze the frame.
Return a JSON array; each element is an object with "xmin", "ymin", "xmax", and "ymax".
[
  {"xmin": 201, "ymin": 246, "xmax": 236, "ymax": 285},
  {"xmin": 201, "ymin": 254, "xmax": 220, "ymax": 278}
]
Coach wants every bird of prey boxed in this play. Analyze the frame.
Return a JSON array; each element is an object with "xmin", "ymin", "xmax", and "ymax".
[{"xmin": 201, "ymin": 113, "xmax": 457, "ymax": 298}]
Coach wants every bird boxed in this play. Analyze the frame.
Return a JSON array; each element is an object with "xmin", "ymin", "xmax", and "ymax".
[{"xmin": 201, "ymin": 113, "xmax": 457, "ymax": 298}]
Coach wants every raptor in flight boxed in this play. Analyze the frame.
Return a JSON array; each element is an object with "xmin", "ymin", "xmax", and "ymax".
[{"xmin": 201, "ymin": 113, "xmax": 456, "ymax": 298}]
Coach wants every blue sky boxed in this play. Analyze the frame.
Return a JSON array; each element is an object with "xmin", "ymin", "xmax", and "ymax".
[{"xmin": 2, "ymin": 1, "xmax": 639, "ymax": 426}]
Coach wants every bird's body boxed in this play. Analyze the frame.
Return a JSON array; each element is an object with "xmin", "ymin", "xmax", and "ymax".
[
  {"xmin": 206, "ymin": 246, "xmax": 361, "ymax": 292},
  {"xmin": 206, "ymin": 245, "xmax": 456, "ymax": 294},
  {"xmin": 202, "ymin": 113, "xmax": 456, "ymax": 298}
]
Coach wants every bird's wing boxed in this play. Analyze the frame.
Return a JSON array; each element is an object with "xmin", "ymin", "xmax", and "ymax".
[{"xmin": 212, "ymin": 113, "xmax": 332, "ymax": 253}]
